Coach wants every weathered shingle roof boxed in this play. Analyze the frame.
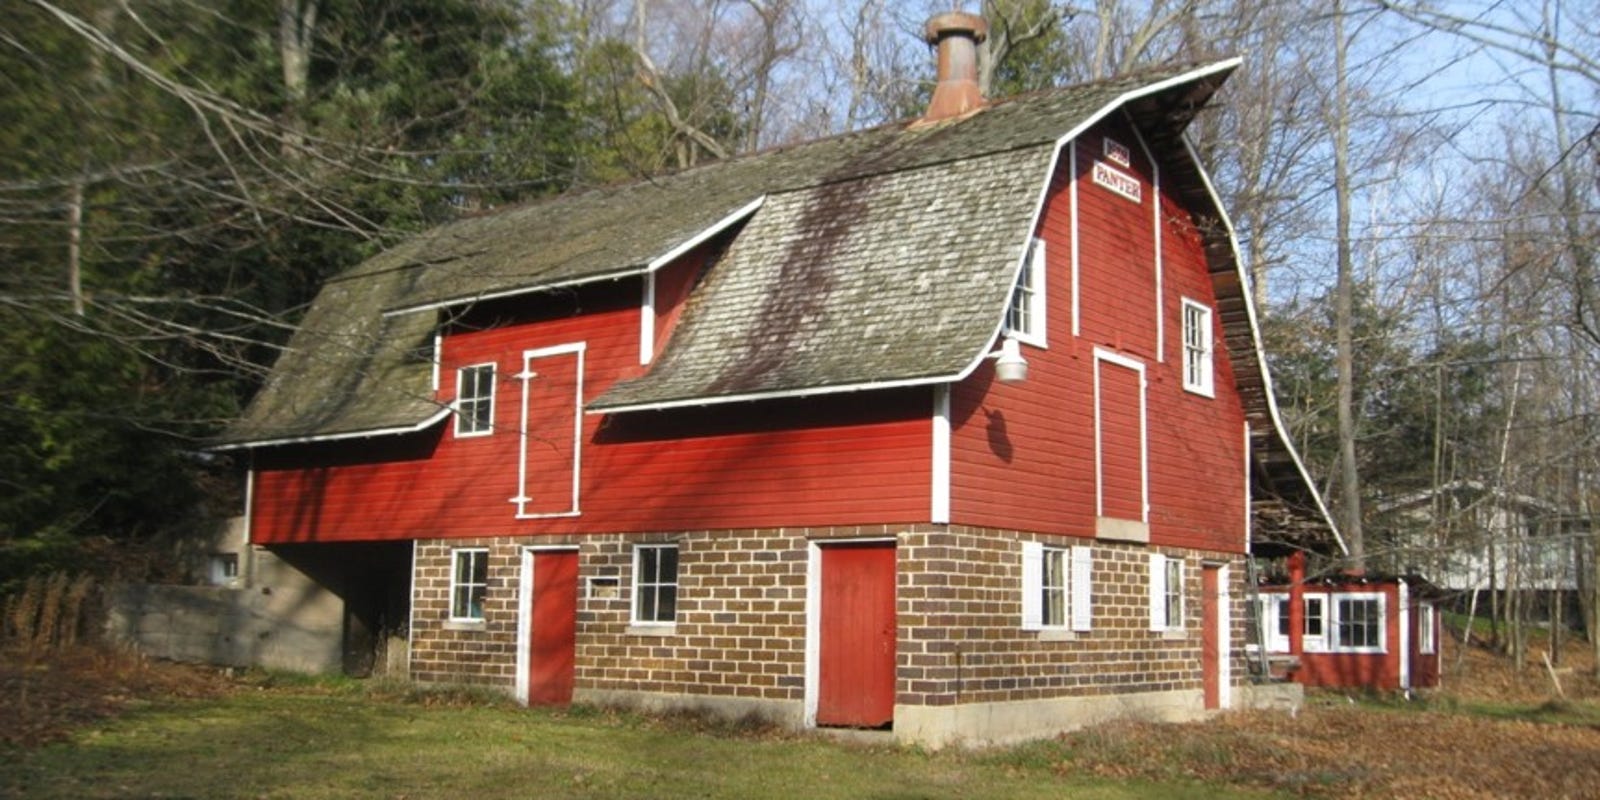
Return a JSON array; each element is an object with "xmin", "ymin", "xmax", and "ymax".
[{"xmin": 219, "ymin": 61, "xmax": 1236, "ymax": 445}]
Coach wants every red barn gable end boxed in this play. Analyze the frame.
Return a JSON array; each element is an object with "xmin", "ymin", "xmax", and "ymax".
[{"xmin": 216, "ymin": 24, "xmax": 1340, "ymax": 747}]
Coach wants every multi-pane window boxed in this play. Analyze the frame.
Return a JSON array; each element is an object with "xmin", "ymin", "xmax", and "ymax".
[
  {"xmin": 1005, "ymin": 238, "xmax": 1047, "ymax": 345},
  {"xmin": 1021, "ymin": 542, "xmax": 1092, "ymax": 632},
  {"xmin": 450, "ymin": 548, "xmax": 489, "ymax": 621},
  {"xmin": 455, "ymin": 363, "xmax": 495, "ymax": 436},
  {"xmin": 633, "ymin": 544, "xmax": 679, "ymax": 625},
  {"xmin": 1303, "ymin": 595, "xmax": 1326, "ymax": 650},
  {"xmin": 1181, "ymin": 299, "xmax": 1214, "ymax": 396},
  {"xmin": 1041, "ymin": 547, "xmax": 1067, "ymax": 627},
  {"xmin": 1333, "ymin": 594, "xmax": 1384, "ymax": 652},
  {"xmin": 1149, "ymin": 553, "xmax": 1183, "ymax": 631}
]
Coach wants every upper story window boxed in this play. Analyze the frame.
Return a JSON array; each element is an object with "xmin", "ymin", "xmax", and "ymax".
[
  {"xmin": 1005, "ymin": 237, "xmax": 1047, "ymax": 347},
  {"xmin": 455, "ymin": 363, "xmax": 495, "ymax": 437},
  {"xmin": 450, "ymin": 548, "xmax": 489, "ymax": 621},
  {"xmin": 1181, "ymin": 298, "xmax": 1214, "ymax": 397},
  {"xmin": 632, "ymin": 544, "xmax": 679, "ymax": 626}
]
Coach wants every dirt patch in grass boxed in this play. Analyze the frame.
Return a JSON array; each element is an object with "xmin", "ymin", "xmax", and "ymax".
[{"xmin": 0, "ymin": 644, "xmax": 234, "ymax": 748}]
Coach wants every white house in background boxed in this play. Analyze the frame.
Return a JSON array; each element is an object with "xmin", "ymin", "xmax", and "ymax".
[{"xmin": 1377, "ymin": 480, "xmax": 1585, "ymax": 593}]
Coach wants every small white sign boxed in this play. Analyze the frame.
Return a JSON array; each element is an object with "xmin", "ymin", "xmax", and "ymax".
[
  {"xmin": 1104, "ymin": 138, "xmax": 1131, "ymax": 167},
  {"xmin": 1092, "ymin": 161, "xmax": 1142, "ymax": 203}
]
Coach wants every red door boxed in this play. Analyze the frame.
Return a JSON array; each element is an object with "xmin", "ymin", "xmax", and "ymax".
[
  {"xmin": 1201, "ymin": 565, "xmax": 1221, "ymax": 710},
  {"xmin": 528, "ymin": 551, "xmax": 578, "ymax": 706},
  {"xmin": 817, "ymin": 542, "xmax": 896, "ymax": 728}
]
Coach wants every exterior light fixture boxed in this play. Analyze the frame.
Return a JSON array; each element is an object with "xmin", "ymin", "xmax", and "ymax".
[{"xmin": 991, "ymin": 336, "xmax": 1028, "ymax": 383}]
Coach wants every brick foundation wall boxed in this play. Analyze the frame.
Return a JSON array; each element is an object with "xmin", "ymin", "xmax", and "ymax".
[{"xmin": 409, "ymin": 527, "xmax": 1248, "ymax": 710}]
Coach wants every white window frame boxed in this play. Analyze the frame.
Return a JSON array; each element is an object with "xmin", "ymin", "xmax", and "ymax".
[
  {"xmin": 1180, "ymin": 298, "xmax": 1214, "ymax": 397},
  {"xmin": 1302, "ymin": 594, "xmax": 1328, "ymax": 652},
  {"xmin": 631, "ymin": 544, "xmax": 680, "ymax": 627},
  {"xmin": 449, "ymin": 548, "xmax": 490, "ymax": 622},
  {"xmin": 454, "ymin": 363, "xmax": 496, "ymax": 437},
  {"xmin": 1148, "ymin": 553, "xmax": 1184, "ymax": 632},
  {"xmin": 1258, "ymin": 595, "xmax": 1290, "ymax": 653},
  {"xmin": 1418, "ymin": 602, "xmax": 1436, "ymax": 655},
  {"xmin": 1004, "ymin": 237, "xmax": 1047, "ymax": 347},
  {"xmin": 1330, "ymin": 592, "xmax": 1386, "ymax": 653},
  {"xmin": 1021, "ymin": 542, "xmax": 1092, "ymax": 633}
]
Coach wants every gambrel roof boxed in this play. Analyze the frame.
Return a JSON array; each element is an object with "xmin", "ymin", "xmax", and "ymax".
[{"xmin": 216, "ymin": 60, "xmax": 1339, "ymax": 551}]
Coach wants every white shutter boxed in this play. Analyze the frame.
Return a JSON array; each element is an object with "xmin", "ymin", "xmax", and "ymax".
[
  {"xmin": 1021, "ymin": 541, "xmax": 1043, "ymax": 631},
  {"xmin": 1070, "ymin": 546, "xmax": 1093, "ymax": 632},
  {"xmin": 1148, "ymin": 552, "xmax": 1167, "ymax": 631}
]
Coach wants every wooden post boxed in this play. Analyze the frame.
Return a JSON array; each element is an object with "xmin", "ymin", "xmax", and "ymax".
[{"xmin": 1288, "ymin": 551, "xmax": 1306, "ymax": 665}]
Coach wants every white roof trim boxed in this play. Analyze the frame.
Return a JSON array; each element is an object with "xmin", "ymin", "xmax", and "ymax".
[
  {"xmin": 380, "ymin": 197, "xmax": 765, "ymax": 319},
  {"xmin": 646, "ymin": 195, "xmax": 765, "ymax": 271},
  {"xmin": 210, "ymin": 406, "xmax": 452, "ymax": 451},
  {"xmin": 1180, "ymin": 134, "xmax": 1347, "ymax": 555}
]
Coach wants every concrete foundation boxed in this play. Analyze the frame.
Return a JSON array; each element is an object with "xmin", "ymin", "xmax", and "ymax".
[
  {"xmin": 575, "ymin": 688, "xmax": 806, "ymax": 728},
  {"xmin": 894, "ymin": 689, "xmax": 1205, "ymax": 749}
]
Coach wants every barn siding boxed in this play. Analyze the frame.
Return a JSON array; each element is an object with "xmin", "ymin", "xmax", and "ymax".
[
  {"xmin": 950, "ymin": 118, "xmax": 1246, "ymax": 555},
  {"xmin": 251, "ymin": 279, "xmax": 931, "ymax": 545}
]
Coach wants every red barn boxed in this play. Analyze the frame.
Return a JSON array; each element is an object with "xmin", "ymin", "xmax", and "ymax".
[{"xmin": 216, "ymin": 14, "xmax": 1337, "ymax": 746}]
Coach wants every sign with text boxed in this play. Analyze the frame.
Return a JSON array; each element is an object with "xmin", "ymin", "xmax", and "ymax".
[
  {"xmin": 1092, "ymin": 161, "xmax": 1142, "ymax": 203},
  {"xmin": 1103, "ymin": 138, "xmax": 1131, "ymax": 167}
]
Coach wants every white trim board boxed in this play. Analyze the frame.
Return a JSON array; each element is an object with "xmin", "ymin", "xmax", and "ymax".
[
  {"xmin": 209, "ymin": 407, "xmax": 452, "ymax": 452},
  {"xmin": 511, "ymin": 341, "xmax": 586, "ymax": 519}
]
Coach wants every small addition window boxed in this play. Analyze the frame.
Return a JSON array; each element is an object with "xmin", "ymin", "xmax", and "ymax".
[
  {"xmin": 455, "ymin": 363, "xmax": 495, "ymax": 436},
  {"xmin": 1005, "ymin": 237, "xmax": 1047, "ymax": 346},
  {"xmin": 1303, "ymin": 595, "xmax": 1327, "ymax": 651},
  {"xmin": 1042, "ymin": 547, "xmax": 1067, "ymax": 627},
  {"xmin": 450, "ymin": 548, "xmax": 489, "ymax": 621},
  {"xmin": 1331, "ymin": 593, "xmax": 1385, "ymax": 652},
  {"xmin": 1418, "ymin": 602, "xmax": 1436, "ymax": 655},
  {"xmin": 1181, "ymin": 298, "xmax": 1214, "ymax": 397},
  {"xmin": 633, "ymin": 544, "xmax": 679, "ymax": 625},
  {"xmin": 1149, "ymin": 553, "xmax": 1184, "ymax": 631}
]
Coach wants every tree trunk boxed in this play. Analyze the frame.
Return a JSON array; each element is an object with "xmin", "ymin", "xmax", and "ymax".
[{"xmin": 1332, "ymin": 0, "xmax": 1364, "ymax": 570}]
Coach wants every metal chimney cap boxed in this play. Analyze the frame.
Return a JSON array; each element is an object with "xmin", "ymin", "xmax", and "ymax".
[{"xmin": 924, "ymin": 11, "xmax": 988, "ymax": 45}]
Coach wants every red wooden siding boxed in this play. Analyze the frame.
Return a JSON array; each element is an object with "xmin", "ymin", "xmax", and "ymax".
[
  {"xmin": 949, "ymin": 117, "xmax": 1247, "ymax": 554},
  {"xmin": 250, "ymin": 282, "xmax": 931, "ymax": 544}
]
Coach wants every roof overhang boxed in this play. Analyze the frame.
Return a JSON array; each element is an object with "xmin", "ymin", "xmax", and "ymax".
[{"xmin": 209, "ymin": 407, "xmax": 451, "ymax": 452}]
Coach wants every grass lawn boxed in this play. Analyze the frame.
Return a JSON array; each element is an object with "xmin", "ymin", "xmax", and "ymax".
[{"xmin": 1, "ymin": 685, "xmax": 1272, "ymax": 800}]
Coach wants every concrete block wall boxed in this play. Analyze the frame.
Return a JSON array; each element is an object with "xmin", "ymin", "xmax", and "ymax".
[{"xmin": 410, "ymin": 526, "xmax": 1248, "ymax": 720}]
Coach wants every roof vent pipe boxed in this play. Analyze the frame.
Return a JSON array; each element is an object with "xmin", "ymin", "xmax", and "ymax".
[{"xmin": 921, "ymin": 12, "xmax": 989, "ymax": 122}]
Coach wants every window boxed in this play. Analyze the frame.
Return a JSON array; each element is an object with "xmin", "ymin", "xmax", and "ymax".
[
  {"xmin": 1005, "ymin": 237, "xmax": 1047, "ymax": 346},
  {"xmin": 633, "ymin": 544, "xmax": 679, "ymax": 625},
  {"xmin": 1303, "ymin": 595, "xmax": 1326, "ymax": 651},
  {"xmin": 1418, "ymin": 602, "xmax": 1436, "ymax": 654},
  {"xmin": 208, "ymin": 553, "xmax": 239, "ymax": 586},
  {"xmin": 1148, "ymin": 553, "xmax": 1183, "ymax": 631},
  {"xmin": 455, "ymin": 363, "xmax": 495, "ymax": 436},
  {"xmin": 450, "ymin": 548, "xmax": 489, "ymax": 621},
  {"xmin": 1181, "ymin": 299, "xmax": 1214, "ymax": 396},
  {"xmin": 1021, "ymin": 542, "xmax": 1092, "ymax": 632},
  {"xmin": 1331, "ymin": 593, "xmax": 1385, "ymax": 652}
]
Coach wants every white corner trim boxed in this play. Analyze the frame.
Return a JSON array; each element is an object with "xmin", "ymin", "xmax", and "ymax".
[
  {"xmin": 1398, "ymin": 581, "xmax": 1411, "ymax": 691},
  {"xmin": 1180, "ymin": 135, "xmax": 1346, "ymax": 555},
  {"xmin": 1070, "ymin": 142, "xmax": 1081, "ymax": 338},
  {"xmin": 209, "ymin": 407, "xmax": 453, "ymax": 451},
  {"xmin": 1243, "ymin": 421, "xmax": 1252, "ymax": 553},
  {"xmin": 640, "ymin": 271, "xmax": 656, "ymax": 366},
  {"xmin": 932, "ymin": 386, "xmax": 951, "ymax": 524},
  {"xmin": 430, "ymin": 331, "xmax": 443, "ymax": 392},
  {"xmin": 512, "ymin": 341, "xmax": 586, "ymax": 519},
  {"xmin": 514, "ymin": 548, "xmax": 534, "ymax": 704},
  {"xmin": 803, "ymin": 541, "xmax": 822, "ymax": 727}
]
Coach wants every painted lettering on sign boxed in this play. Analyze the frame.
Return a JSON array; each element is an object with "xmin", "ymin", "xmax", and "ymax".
[
  {"xmin": 1092, "ymin": 161, "xmax": 1141, "ymax": 203},
  {"xmin": 1104, "ymin": 138, "xmax": 1131, "ymax": 167}
]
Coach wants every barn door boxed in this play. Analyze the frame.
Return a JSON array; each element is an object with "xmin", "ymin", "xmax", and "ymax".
[
  {"xmin": 817, "ymin": 542, "xmax": 896, "ymax": 728},
  {"xmin": 525, "ymin": 550, "xmax": 578, "ymax": 706},
  {"xmin": 1201, "ymin": 564, "xmax": 1221, "ymax": 710}
]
